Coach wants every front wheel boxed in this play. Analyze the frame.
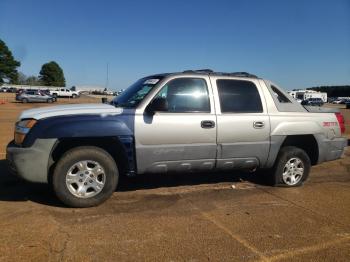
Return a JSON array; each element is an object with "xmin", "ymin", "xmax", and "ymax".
[
  {"xmin": 52, "ymin": 146, "xmax": 119, "ymax": 207},
  {"xmin": 270, "ymin": 146, "xmax": 311, "ymax": 187}
]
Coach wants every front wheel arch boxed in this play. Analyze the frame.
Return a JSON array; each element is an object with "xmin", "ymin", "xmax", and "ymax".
[
  {"xmin": 48, "ymin": 137, "xmax": 132, "ymax": 184},
  {"xmin": 52, "ymin": 146, "xmax": 119, "ymax": 207}
]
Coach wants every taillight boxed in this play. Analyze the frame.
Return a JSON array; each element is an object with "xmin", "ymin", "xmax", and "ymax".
[{"xmin": 335, "ymin": 112, "xmax": 345, "ymax": 135}]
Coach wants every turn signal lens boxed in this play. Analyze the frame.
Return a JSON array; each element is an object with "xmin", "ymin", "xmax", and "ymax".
[
  {"xmin": 14, "ymin": 119, "xmax": 37, "ymax": 145},
  {"xmin": 14, "ymin": 133, "xmax": 26, "ymax": 145},
  {"xmin": 17, "ymin": 119, "xmax": 37, "ymax": 128}
]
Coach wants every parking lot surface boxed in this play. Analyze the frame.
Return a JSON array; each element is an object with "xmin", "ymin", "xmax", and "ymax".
[{"xmin": 0, "ymin": 94, "xmax": 349, "ymax": 261}]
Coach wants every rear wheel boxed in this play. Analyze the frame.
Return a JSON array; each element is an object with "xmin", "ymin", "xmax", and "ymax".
[
  {"xmin": 52, "ymin": 146, "xmax": 119, "ymax": 207},
  {"xmin": 72, "ymin": 94, "xmax": 77, "ymax": 98},
  {"xmin": 47, "ymin": 98, "xmax": 53, "ymax": 103},
  {"xmin": 270, "ymin": 146, "xmax": 311, "ymax": 187},
  {"xmin": 22, "ymin": 98, "xmax": 28, "ymax": 103}
]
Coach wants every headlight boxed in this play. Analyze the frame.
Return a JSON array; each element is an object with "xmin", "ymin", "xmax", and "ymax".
[{"xmin": 14, "ymin": 119, "xmax": 37, "ymax": 145}]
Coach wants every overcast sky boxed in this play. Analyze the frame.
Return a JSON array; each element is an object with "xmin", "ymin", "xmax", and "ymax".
[{"xmin": 1, "ymin": 0, "xmax": 349, "ymax": 90}]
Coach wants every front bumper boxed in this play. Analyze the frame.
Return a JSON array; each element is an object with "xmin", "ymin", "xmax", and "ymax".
[{"xmin": 6, "ymin": 139, "xmax": 57, "ymax": 183}]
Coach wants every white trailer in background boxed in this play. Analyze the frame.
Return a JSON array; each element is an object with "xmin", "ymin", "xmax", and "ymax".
[
  {"xmin": 288, "ymin": 90, "xmax": 327, "ymax": 102},
  {"xmin": 71, "ymin": 85, "xmax": 106, "ymax": 94}
]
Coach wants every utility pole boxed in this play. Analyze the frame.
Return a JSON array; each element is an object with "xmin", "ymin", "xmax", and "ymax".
[{"xmin": 106, "ymin": 62, "xmax": 109, "ymax": 90}]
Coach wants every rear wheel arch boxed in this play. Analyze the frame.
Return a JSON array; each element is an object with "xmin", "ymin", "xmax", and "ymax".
[
  {"xmin": 269, "ymin": 146, "xmax": 311, "ymax": 187},
  {"xmin": 280, "ymin": 135, "xmax": 319, "ymax": 165}
]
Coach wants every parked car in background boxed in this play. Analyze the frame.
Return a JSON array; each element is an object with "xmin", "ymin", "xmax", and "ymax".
[
  {"xmin": 339, "ymin": 99, "xmax": 350, "ymax": 105},
  {"xmin": 16, "ymin": 90, "xmax": 56, "ymax": 103},
  {"xmin": 345, "ymin": 100, "xmax": 350, "ymax": 109},
  {"xmin": 41, "ymin": 89, "xmax": 57, "ymax": 102},
  {"xmin": 327, "ymin": 97, "xmax": 337, "ymax": 103},
  {"xmin": 332, "ymin": 99, "xmax": 345, "ymax": 104},
  {"xmin": 5, "ymin": 87, "xmax": 17, "ymax": 93},
  {"xmin": 301, "ymin": 98, "xmax": 324, "ymax": 106},
  {"xmin": 103, "ymin": 90, "xmax": 115, "ymax": 96},
  {"xmin": 50, "ymin": 88, "xmax": 80, "ymax": 98},
  {"xmin": 113, "ymin": 89, "xmax": 124, "ymax": 96},
  {"xmin": 0, "ymin": 87, "xmax": 8, "ymax": 92},
  {"xmin": 16, "ymin": 89, "xmax": 24, "ymax": 95}
]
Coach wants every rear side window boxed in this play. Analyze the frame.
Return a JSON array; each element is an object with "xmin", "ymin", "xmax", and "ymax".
[
  {"xmin": 216, "ymin": 80, "xmax": 263, "ymax": 113},
  {"xmin": 271, "ymin": 85, "xmax": 291, "ymax": 103}
]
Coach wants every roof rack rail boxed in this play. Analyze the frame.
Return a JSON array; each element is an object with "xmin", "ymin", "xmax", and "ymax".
[
  {"xmin": 183, "ymin": 69, "xmax": 214, "ymax": 73},
  {"xmin": 181, "ymin": 70, "xmax": 258, "ymax": 78},
  {"xmin": 228, "ymin": 72, "xmax": 258, "ymax": 78}
]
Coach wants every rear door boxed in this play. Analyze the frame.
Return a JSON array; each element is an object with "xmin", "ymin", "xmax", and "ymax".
[{"xmin": 211, "ymin": 77, "xmax": 271, "ymax": 169}]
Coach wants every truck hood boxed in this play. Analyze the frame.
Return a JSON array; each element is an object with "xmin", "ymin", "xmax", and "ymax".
[{"xmin": 19, "ymin": 103, "xmax": 123, "ymax": 120}]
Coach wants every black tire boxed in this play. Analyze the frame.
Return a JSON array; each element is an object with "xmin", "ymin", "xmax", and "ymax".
[
  {"xmin": 52, "ymin": 146, "xmax": 119, "ymax": 207},
  {"xmin": 22, "ymin": 98, "xmax": 28, "ymax": 103},
  {"xmin": 270, "ymin": 146, "xmax": 311, "ymax": 187},
  {"xmin": 47, "ymin": 98, "xmax": 53, "ymax": 103},
  {"xmin": 72, "ymin": 94, "xmax": 77, "ymax": 98}
]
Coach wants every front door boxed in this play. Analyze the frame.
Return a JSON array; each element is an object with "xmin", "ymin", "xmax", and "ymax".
[{"xmin": 135, "ymin": 76, "xmax": 217, "ymax": 174}]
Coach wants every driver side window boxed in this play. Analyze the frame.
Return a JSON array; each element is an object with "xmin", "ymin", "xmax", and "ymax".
[{"xmin": 154, "ymin": 78, "xmax": 210, "ymax": 113}]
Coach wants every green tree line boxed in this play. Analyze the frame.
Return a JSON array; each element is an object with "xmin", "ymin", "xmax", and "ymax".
[{"xmin": 0, "ymin": 38, "xmax": 65, "ymax": 86}]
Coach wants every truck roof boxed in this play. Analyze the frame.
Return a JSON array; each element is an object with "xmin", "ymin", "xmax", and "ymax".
[{"xmin": 148, "ymin": 69, "xmax": 260, "ymax": 80}]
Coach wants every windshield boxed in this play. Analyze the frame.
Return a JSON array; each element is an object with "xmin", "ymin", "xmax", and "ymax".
[{"xmin": 112, "ymin": 76, "xmax": 164, "ymax": 108}]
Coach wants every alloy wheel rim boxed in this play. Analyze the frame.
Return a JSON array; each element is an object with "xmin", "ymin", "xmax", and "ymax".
[
  {"xmin": 282, "ymin": 157, "xmax": 304, "ymax": 185},
  {"xmin": 65, "ymin": 160, "xmax": 106, "ymax": 198}
]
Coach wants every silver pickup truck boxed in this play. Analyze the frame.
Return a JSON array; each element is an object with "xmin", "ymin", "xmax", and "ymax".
[{"xmin": 6, "ymin": 70, "xmax": 348, "ymax": 207}]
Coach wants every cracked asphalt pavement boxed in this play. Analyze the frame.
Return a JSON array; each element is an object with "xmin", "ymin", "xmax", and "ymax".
[{"xmin": 0, "ymin": 94, "xmax": 349, "ymax": 261}]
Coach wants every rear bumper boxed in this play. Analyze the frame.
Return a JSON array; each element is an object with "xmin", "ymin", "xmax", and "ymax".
[
  {"xmin": 317, "ymin": 136, "xmax": 348, "ymax": 163},
  {"xmin": 6, "ymin": 139, "xmax": 57, "ymax": 183}
]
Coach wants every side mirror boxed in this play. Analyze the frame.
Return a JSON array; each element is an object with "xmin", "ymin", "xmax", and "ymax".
[{"xmin": 146, "ymin": 97, "xmax": 168, "ymax": 114}]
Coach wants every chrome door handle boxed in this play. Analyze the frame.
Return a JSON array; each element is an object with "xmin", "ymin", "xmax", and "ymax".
[
  {"xmin": 253, "ymin": 121, "xmax": 265, "ymax": 129},
  {"xmin": 201, "ymin": 120, "xmax": 215, "ymax": 129}
]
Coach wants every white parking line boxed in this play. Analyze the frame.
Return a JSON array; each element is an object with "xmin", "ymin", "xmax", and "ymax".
[
  {"xmin": 269, "ymin": 236, "xmax": 350, "ymax": 261},
  {"xmin": 180, "ymin": 194, "xmax": 269, "ymax": 261}
]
